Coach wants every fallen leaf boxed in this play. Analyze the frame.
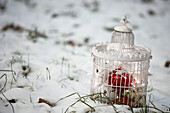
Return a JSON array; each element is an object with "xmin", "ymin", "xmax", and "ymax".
[
  {"xmin": 51, "ymin": 13, "xmax": 59, "ymax": 18},
  {"xmin": 5, "ymin": 104, "xmax": 8, "ymax": 107},
  {"xmin": 38, "ymin": 98, "xmax": 55, "ymax": 107},
  {"xmin": 67, "ymin": 40, "xmax": 75, "ymax": 46},
  {"xmin": 0, "ymin": 1, "xmax": 7, "ymax": 12},
  {"xmin": 148, "ymin": 9, "xmax": 156, "ymax": 16},
  {"xmin": 84, "ymin": 38, "xmax": 89, "ymax": 43},
  {"xmin": 8, "ymin": 99, "xmax": 17, "ymax": 103},
  {"xmin": 2, "ymin": 24, "xmax": 24, "ymax": 32},
  {"xmin": 164, "ymin": 61, "xmax": 170, "ymax": 68}
]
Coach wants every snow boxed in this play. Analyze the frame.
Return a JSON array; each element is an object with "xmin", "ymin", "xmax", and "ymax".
[{"xmin": 0, "ymin": 0, "xmax": 170, "ymax": 113}]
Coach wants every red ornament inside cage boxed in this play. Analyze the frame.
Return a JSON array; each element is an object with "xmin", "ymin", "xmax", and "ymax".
[
  {"xmin": 108, "ymin": 67, "xmax": 137, "ymax": 88},
  {"xmin": 108, "ymin": 67, "xmax": 137, "ymax": 106}
]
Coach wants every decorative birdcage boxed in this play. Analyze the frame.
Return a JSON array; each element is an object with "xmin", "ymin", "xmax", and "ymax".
[{"xmin": 91, "ymin": 16, "xmax": 151, "ymax": 107}]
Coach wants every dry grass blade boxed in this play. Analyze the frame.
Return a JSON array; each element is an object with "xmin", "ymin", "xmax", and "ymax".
[
  {"xmin": 80, "ymin": 100, "xmax": 95, "ymax": 112},
  {"xmin": 46, "ymin": 67, "xmax": 51, "ymax": 80},
  {"xmin": 0, "ymin": 70, "xmax": 14, "ymax": 72},
  {"xmin": 128, "ymin": 94, "xmax": 165, "ymax": 113},
  {"xmin": 65, "ymin": 99, "xmax": 80, "ymax": 113},
  {"xmin": 148, "ymin": 95, "xmax": 164, "ymax": 113},
  {"xmin": 56, "ymin": 92, "xmax": 78, "ymax": 103},
  {"xmin": 1, "ymin": 92, "xmax": 15, "ymax": 113},
  {"xmin": 116, "ymin": 92, "xmax": 129, "ymax": 105},
  {"xmin": 0, "ymin": 74, "xmax": 7, "ymax": 92},
  {"xmin": 56, "ymin": 92, "xmax": 95, "ymax": 113},
  {"xmin": 0, "ymin": 73, "xmax": 15, "ymax": 113},
  {"xmin": 133, "ymin": 95, "xmax": 146, "ymax": 107},
  {"xmin": 10, "ymin": 62, "xmax": 17, "ymax": 82},
  {"xmin": 103, "ymin": 93, "xmax": 117, "ymax": 111}
]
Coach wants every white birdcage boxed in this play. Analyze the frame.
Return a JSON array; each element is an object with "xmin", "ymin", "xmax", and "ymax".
[{"xmin": 91, "ymin": 16, "xmax": 151, "ymax": 107}]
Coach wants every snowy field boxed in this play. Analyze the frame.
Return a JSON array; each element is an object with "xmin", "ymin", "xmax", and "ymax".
[{"xmin": 0, "ymin": 0, "xmax": 170, "ymax": 113}]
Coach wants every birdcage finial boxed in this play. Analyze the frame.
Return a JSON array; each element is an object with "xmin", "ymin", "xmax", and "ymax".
[{"xmin": 114, "ymin": 16, "xmax": 133, "ymax": 32}]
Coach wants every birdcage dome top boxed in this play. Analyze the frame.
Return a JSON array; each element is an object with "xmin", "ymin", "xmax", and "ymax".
[{"xmin": 91, "ymin": 16, "xmax": 151, "ymax": 61}]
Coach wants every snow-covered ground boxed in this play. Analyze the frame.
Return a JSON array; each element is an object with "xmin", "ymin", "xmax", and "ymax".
[{"xmin": 0, "ymin": 0, "xmax": 170, "ymax": 113}]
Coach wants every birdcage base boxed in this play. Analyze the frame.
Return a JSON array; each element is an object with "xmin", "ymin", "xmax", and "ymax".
[{"xmin": 92, "ymin": 86, "xmax": 146, "ymax": 108}]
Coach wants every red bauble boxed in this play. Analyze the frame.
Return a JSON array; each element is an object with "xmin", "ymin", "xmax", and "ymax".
[
  {"xmin": 108, "ymin": 67, "xmax": 137, "ymax": 88},
  {"xmin": 107, "ymin": 67, "xmax": 137, "ymax": 106}
]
